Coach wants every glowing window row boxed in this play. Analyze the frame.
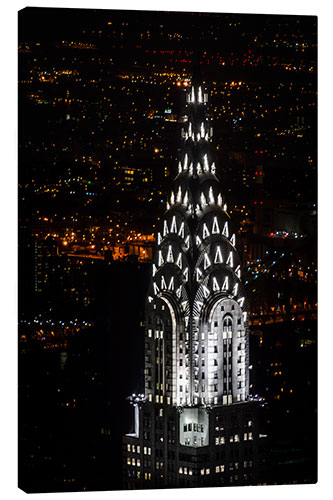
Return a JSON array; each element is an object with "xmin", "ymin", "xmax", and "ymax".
[
  {"xmin": 147, "ymin": 329, "xmax": 163, "ymax": 339},
  {"xmin": 179, "ymin": 467, "xmax": 193, "ymax": 475},
  {"xmin": 127, "ymin": 457, "xmax": 141, "ymax": 467},
  {"xmin": 214, "ymin": 432, "xmax": 253, "ymax": 444},
  {"xmin": 147, "ymin": 394, "xmax": 171, "ymax": 404},
  {"xmin": 215, "ymin": 465, "xmax": 225, "ymax": 473}
]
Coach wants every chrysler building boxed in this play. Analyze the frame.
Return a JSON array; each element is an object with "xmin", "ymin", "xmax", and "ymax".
[{"xmin": 123, "ymin": 72, "xmax": 265, "ymax": 489}]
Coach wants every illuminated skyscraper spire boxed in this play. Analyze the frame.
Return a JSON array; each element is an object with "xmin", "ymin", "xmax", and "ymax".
[
  {"xmin": 124, "ymin": 69, "xmax": 265, "ymax": 490},
  {"xmin": 145, "ymin": 74, "xmax": 249, "ymax": 407}
]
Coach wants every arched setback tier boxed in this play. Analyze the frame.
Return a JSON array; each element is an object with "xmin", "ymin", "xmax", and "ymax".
[
  {"xmin": 196, "ymin": 178, "xmax": 224, "ymax": 206},
  {"xmin": 194, "ymin": 211, "xmax": 236, "ymax": 251},
  {"xmin": 155, "ymin": 212, "xmax": 193, "ymax": 257},
  {"xmin": 145, "ymin": 292, "xmax": 191, "ymax": 408},
  {"xmin": 194, "ymin": 243, "xmax": 242, "ymax": 287},
  {"xmin": 197, "ymin": 296, "xmax": 249, "ymax": 406},
  {"xmin": 168, "ymin": 179, "xmax": 195, "ymax": 208},
  {"xmin": 155, "ymin": 240, "xmax": 190, "ymax": 272}
]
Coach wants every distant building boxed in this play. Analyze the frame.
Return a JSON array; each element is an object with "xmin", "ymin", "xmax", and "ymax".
[
  {"xmin": 34, "ymin": 237, "xmax": 59, "ymax": 293},
  {"xmin": 123, "ymin": 73, "xmax": 266, "ymax": 489},
  {"xmin": 116, "ymin": 162, "xmax": 153, "ymax": 190}
]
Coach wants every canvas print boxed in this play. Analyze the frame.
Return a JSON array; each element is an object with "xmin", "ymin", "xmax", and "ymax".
[{"xmin": 18, "ymin": 7, "xmax": 317, "ymax": 492}]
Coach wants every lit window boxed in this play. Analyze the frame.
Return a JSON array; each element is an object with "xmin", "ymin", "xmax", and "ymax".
[{"xmin": 127, "ymin": 444, "xmax": 131, "ymax": 452}]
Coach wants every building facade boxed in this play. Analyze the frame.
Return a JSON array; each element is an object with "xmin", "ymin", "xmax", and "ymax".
[{"xmin": 123, "ymin": 76, "xmax": 265, "ymax": 489}]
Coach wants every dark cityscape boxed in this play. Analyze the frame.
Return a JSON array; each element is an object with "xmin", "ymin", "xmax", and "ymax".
[{"xmin": 17, "ymin": 7, "xmax": 317, "ymax": 494}]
